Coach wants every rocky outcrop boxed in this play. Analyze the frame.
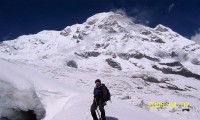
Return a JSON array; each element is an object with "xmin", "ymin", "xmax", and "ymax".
[
  {"xmin": 87, "ymin": 19, "xmax": 98, "ymax": 25},
  {"xmin": 132, "ymin": 74, "xmax": 185, "ymax": 91},
  {"xmin": 60, "ymin": 28, "xmax": 72, "ymax": 36},
  {"xmin": 118, "ymin": 53, "xmax": 160, "ymax": 62},
  {"xmin": 166, "ymin": 84, "xmax": 184, "ymax": 91},
  {"xmin": 74, "ymin": 51, "xmax": 100, "ymax": 59},
  {"xmin": 118, "ymin": 53, "xmax": 143, "ymax": 60},
  {"xmin": 84, "ymin": 51, "xmax": 100, "ymax": 57},
  {"xmin": 155, "ymin": 24, "xmax": 169, "ymax": 32},
  {"xmin": 140, "ymin": 29, "xmax": 151, "ymax": 35},
  {"xmin": 66, "ymin": 60, "xmax": 78, "ymax": 68},
  {"xmin": 159, "ymin": 61, "xmax": 182, "ymax": 66},
  {"xmin": 105, "ymin": 58, "xmax": 122, "ymax": 70},
  {"xmin": 144, "ymin": 54, "xmax": 160, "ymax": 62},
  {"xmin": 153, "ymin": 61, "xmax": 200, "ymax": 80},
  {"xmin": 182, "ymin": 43, "xmax": 200, "ymax": 52},
  {"xmin": 150, "ymin": 35, "xmax": 165, "ymax": 43}
]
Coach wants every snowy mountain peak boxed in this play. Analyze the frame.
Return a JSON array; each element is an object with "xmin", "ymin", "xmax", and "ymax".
[
  {"xmin": 60, "ymin": 12, "xmax": 134, "ymax": 38},
  {"xmin": 85, "ymin": 12, "xmax": 133, "ymax": 27},
  {"xmin": 0, "ymin": 12, "xmax": 200, "ymax": 75},
  {"xmin": 154, "ymin": 24, "xmax": 170, "ymax": 32}
]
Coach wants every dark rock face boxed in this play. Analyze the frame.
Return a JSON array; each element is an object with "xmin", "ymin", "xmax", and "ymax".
[
  {"xmin": 74, "ymin": 52, "xmax": 87, "ymax": 58},
  {"xmin": 182, "ymin": 43, "xmax": 200, "ymax": 52},
  {"xmin": 185, "ymin": 85, "xmax": 198, "ymax": 90},
  {"xmin": 87, "ymin": 19, "xmax": 98, "ymax": 25},
  {"xmin": 169, "ymin": 51, "xmax": 178, "ymax": 57},
  {"xmin": 168, "ymin": 50, "xmax": 189, "ymax": 61},
  {"xmin": 143, "ymin": 55, "xmax": 160, "ymax": 62},
  {"xmin": 140, "ymin": 28, "xmax": 165, "ymax": 43},
  {"xmin": 72, "ymin": 34, "xmax": 83, "ymax": 40},
  {"xmin": 105, "ymin": 58, "xmax": 122, "ymax": 70},
  {"xmin": 60, "ymin": 28, "xmax": 72, "ymax": 36},
  {"xmin": 140, "ymin": 29, "xmax": 151, "ymax": 35},
  {"xmin": 150, "ymin": 36, "xmax": 165, "ymax": 43},
  {"xmin": 141, "ymin": 37, "xmax": 165, "ymax": 43},
  {"xmin": 153, "ymin": 62, "xmax": 200, "ymax": 80},
  {"xmin": 95, "ymin": 43, "xmax": 105, "ymax": 48},
  {"xmin": 118, "ymin": 53, "xmax": 143, "ymax": 60},
  {"xmin": 0, "ymin": 110, "xmax": 37, "ymax": 120},
  {"xmin": 67, "ymin": 60, "xmax": 78, "ymax": 68},
  {"xmin": 84, "ymin": 52, "xmax": 100, "ymax": 57},
  {"xmin": 74, "ymin": 51, "xmax": 100, "ymax": 59},
  {"xmin": 155, "ymin": 25, "xmax": 169, "ymax": 32},
  {"xmin": 166, "ymin": 85, "xmax": 184, "ymax": 91},
  {"xmin": 103, "ymin": 44, "xmax": 110, "ymax": 49},
  {"xmin": 159, "ymin": 61, "xmax": 182, "ymax": 66},
  {"xmin": 159, "ymin": 83, "xmax": 185, "ymax": 91},
  {"xmin": 141, "ymin": 38, "xmax": 150, "ymax": 42},
  {"xmin": 95, "ymin": 43, "xmax": 110, "ymax": 49},
  {"xmin": 98, "ymin": 17, "xmax": 126, "ymax": 33},
  {"xmin": 118, "ymin": 53, "xmax": 160, "ymax": 62},
  {"xmin": 154, "ymin": 37, "xmax": 165, "ymax": 43},
  {"xmin": 132, "ymin": 74, "xmax": 185, "ymax": 91}
]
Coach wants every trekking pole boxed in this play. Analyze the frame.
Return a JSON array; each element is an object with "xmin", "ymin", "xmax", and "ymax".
[{"xmin": 95, "ymin": 98, "xmax": 101, "ymax": 119}]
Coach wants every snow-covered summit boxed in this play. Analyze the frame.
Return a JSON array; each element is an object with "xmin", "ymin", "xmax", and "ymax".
[{"xmin": 1, "ymin": 12, "xmax": 200, "ymax": 73}]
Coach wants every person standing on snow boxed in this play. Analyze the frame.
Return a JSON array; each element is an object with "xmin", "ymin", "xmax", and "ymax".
[{"xmin": 90, "ymin": 79, "xmax": 110, "ymax": 120}]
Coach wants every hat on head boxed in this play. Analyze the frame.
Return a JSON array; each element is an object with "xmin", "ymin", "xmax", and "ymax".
[{"xmin": 95, "ymin": 79, "xmax": 101, "ymax": 83}]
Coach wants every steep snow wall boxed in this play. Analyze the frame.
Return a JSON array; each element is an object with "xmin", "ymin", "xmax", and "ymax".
[{"xmin": 0, "ymin": 59, "xmax": 46, "ymax": 120}]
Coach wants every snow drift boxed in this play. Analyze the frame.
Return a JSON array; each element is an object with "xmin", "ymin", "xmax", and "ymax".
[{"xmin": 0, "ymin": 59, "xmax": 45, "ymax": 120}]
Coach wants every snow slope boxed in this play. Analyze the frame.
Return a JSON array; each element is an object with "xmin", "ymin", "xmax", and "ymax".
[
  {"xmin": 51, "ymin": 93, "xmax": 166, "ymax": 120},
  {"xmin": 0, "ymin": 59, "xmax": 166, "ymax": 120},
  {"xmin": 0, "ymin": 58, "xmax": 80, "ymax": 120}
]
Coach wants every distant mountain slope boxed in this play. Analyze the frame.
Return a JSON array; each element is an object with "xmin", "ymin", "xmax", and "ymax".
[{"xmin": 0, "ymin": 12, "xmax": 200, "ymax": 77}]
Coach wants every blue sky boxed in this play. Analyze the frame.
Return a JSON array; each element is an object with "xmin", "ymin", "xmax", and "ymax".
[{"xmin": 0, "ymin": 0, "xmax": 200, "ymax": 41}]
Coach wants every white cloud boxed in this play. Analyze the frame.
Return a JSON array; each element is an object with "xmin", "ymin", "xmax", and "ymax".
[
  {"xmin": 111, "ymin": 4, "xmax": 152, "ymax": 25},
  {"xmin": 114, "ymin": 9, "xmax": 127, "ymax": 16},
  {"xmin": 112, "ymin": 9, "xmax": 136, "ymax": 23},
  {"xmin": 191, "ymin": 29, "xmax": 200, "ymax": 44},
  {"xmin": 168, "ymin": 3, "xmax": 175, "ymax": 12},
  {"xmin": 120, "ymin": 8, "xmax": 151, "ymax": 25}
]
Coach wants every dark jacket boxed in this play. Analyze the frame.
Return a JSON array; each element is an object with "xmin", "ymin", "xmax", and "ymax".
[
  {"xmin": 93, "ymin": 84, "xmax": 108, "ymax": 101},
  {"xmin": 93, "ymin": 85, "xmax": 103, "ymax": 98}
]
